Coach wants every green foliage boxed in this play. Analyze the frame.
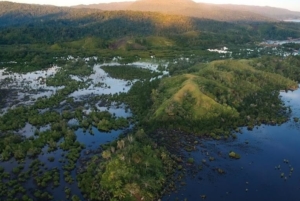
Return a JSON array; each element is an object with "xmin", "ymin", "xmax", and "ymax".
[
  {"xmin": 229, "ymin": 151, "xmax": 241, "ymax": 159},
  {"xmin": 46, "ymin": 59, "xmax": 92, "ymax": 87},
  {"xmin": 119, "ymin": 79, "xmax": 161, "ymax": 121},
  {"xmin": 77, "ymin": 129, "xmax": 175, "ymax": 201},
  {"xmin": 34, "ymin": 168, "xmax": 60, "ymax": 188},
  {"xmin": 28, "ymin": 111, "xmax": 60, "ymax": 126},
  {"xmin": 149, "ymin": 59, "xmax": 298, "ymax": 136},
  {"xmin": 251, "ymin": 55, "xmax": 300, "ymax": 82},
  {"xmin": 187, "ymin": 158, "xmax": 194, "ymax": 164},
  {"xmin": 142, "ymin": 36, "xmax": 175, "ymax": 48},
  {"xmin": 257, "ymin": 23, "xmax": 300, "ymax": 40},
  {"xmin": 80, "ymin": 110, "xmax": 129, "ymax": 132},
  {"xmin": 1, "ymin": 3, "xmax": 300, "ymax": 73},
  {"xmin": 102, "ymin": 65, "xmax": 162, "ymax": 81},
  {"xmin": 0, "ymin": 106, "xmax": 28, "ymax": 131}
]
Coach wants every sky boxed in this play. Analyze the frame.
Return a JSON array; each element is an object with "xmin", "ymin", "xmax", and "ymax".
[{"xmin": 2, "ymin": 0, "xmax": 300, "ymax": 12}]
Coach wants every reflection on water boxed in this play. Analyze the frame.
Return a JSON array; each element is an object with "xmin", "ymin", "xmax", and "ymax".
[
  {"xmin": 0, "ymin": 59, "xmax": 163, "ymax": 200},
  {"xmin": 262, "ymin": 39, "xmax": 300, "ymax": 46},
  {"xmin": 0, "ymin": 66, "xmax": 63, "ymax": 111},
  {"xmin": 0, "ymin": 60, "xmax": 166, "ymax": 115},
  {"xmin": 284, "ymin": 19, "xmax": 300, "ymax": 23},
  {"xmin": 70, "ymin": 62, "xmax": 168, "ymax": 99},
  {"xmin": 163, "ymin": 86, "xmax": 300, "ymax": 201}
]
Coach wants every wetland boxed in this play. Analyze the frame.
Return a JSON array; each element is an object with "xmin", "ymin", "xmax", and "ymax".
[
  {"xmin": 1, "ymin": 4, "xmax": 300, "ymax": 200},
  {"xmin": 1, "ymin": 55, "xmax": 300, "ymax": 201}
]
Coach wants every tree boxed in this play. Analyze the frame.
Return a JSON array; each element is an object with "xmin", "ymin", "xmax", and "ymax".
[{"xmin": 102, "ymin": 150, "xmax": 111, "ymax": 160}]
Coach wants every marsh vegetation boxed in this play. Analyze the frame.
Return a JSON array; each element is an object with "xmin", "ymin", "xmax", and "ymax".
[{"xmin": 1, "ymin": 3, "xmax": 300, "ymax": 200}]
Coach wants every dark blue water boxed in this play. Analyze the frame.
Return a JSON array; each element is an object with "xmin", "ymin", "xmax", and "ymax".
[{"xmin": 163, "ymin": 88, "xmax": 300, "ymax": 201}]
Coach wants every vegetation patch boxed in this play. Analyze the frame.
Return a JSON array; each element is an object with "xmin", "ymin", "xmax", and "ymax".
[
  {"xmin": 77, "ymin": 129, "xmax": 175, "ymax": 201},
  {"xmin": 101, "ymin": 65, "xmax": 163, "ymax": 81},
  {"xmin": 148, "ymin": 59, "xmax": 298, "ymax": 137},
  {"xmin": 229, "ymin": 151, "xmax": 241, "ymax": 159}
]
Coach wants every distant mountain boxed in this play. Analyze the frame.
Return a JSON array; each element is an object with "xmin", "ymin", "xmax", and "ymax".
[
  {"xmin": 129, "ymin": 0, "xmax": 198, "ymax": 12},
  {"xmin": 74, "ymin": 2, "xmax": 132, "ymax": 10},
  {"xmin": 1, "ymin": 1, "xmax": 300, "ymax": 48},
  {"xmin": 74, "ymin": 0, "xmax": 271, "ymax": 21},
  {"xmin": 219, "ymin": 5, "xmax": 300, "ymax": 20},
  {"xmin": 0, "ymin": 1, "xmax": 69, "ymax": 26},
  {"xmin": 0, "ymin": 1, "xmax": 102, "ymax": 27},
  {"xmin": 74, "ymin": 0, "xmax": 300, "ymax": 21}
]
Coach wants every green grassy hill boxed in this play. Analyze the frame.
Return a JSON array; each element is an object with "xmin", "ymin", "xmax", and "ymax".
[
  {"xmin": 152, "ymin": 74, "xmax": 238, "ymax": 120},
  {"xmin": 148, "ymin": 60, "xmax": 298, "ymax": 137}
]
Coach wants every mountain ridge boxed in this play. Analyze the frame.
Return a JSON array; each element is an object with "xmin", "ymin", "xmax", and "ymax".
[
  {"xmin": 73, "ymin": 0, "xmax": 300, "ymax": 21},
  {"xmin": 219, "ymin": 4, "xmax": 300, "ymax": 20}
]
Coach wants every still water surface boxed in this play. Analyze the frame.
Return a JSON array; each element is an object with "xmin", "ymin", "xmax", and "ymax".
[{"xmin": 163, "ymin": 87, "xmax": 300, "ymax": 201}]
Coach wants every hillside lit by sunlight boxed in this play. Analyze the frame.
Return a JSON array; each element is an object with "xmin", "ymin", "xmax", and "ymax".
[{"xmin": 2, "ymin": 0, "xmax": 299, "ymax": 11}]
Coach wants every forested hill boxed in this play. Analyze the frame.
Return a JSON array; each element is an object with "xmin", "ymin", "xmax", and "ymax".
[
  {"xmin": 0, "ymin": 8, "xmax": 250, "ymax": 44},
  {"xmin": 74, "ymin": 2, "xmax": 133, "ymax": 11},
  {"xmin": 128, "ymin": 0, "xmax": 272, "ymax": 22},
  {"xmin": 1, "ymin": 1, "xmax": 300, "ymax": 46},
  {"xmin": 219, "ymin": 5, "xmax": 300, "ymax": 20},
  {"xmin": 0, "ymin": 1, "xmax": 102, "ymax": 27},
  {"xmin": 75, "ymin": 0, "xmax": 300, "ymax": 21},
  {"xmin": 74, "ymin": 0, "xmax": 273, "ymax": 22}
]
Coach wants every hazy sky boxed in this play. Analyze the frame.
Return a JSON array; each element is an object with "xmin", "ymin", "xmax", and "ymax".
[{"xmin": 2, "ymin": 0, "xmax": 300, "ymax": 11}]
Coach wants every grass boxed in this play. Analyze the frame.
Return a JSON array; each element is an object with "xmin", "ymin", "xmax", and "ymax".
[
  {"xmin": 149, "ymin": 59, "xmax": 298, "ymax": 135},
  {"xmin": 61, "ymin": 37, "xmax": 106, "ymax": 50},
  {"xmin": 153, "ymin": 73, "xmax": 238, "ymax": 120},
  {"xmin": 144, "ymin": 36, "xmax": 175, "ymax": 48}
]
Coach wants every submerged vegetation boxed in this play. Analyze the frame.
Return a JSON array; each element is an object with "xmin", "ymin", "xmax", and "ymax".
[
  {"xmin": 101, "ymin": 65, "xmax": 163, "ymax": 81},
  {"xmin": 0, "ymin": 2, "xmax": 300, "ymax": 201},
  {"xmin": 0, "ymin": 59, "xmax": 133, "ymax": 200}
]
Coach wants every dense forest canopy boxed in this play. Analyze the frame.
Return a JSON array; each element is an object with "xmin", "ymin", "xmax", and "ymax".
[
  {"xmin": 74, "ymin": 0, "xmax": 300, "ymax": 21},
  {"xmin": 1, "ymin": 2, "xmax": 300, "ymax": 45},
  {"xmin": 1, "ymin": 2, "xmax": 300, "ymax": 72}
]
